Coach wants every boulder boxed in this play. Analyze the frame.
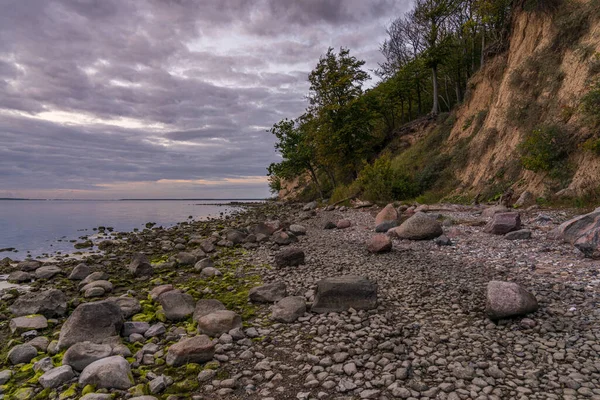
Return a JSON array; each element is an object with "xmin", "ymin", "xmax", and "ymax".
[
  {"xmin": 157, "ymin": 290, "xmax": 195, "ymax": 321},
  {"xmin": 28, "ymin": 337, "xmax": 50, "ymax": 352},
  {"xmin": 122, "ymin": 321, "xmax": 150, "ymax": 337},
  {"xmin": 485, "ymin": 281, "xmax": 538, "ymax": 320},
  {"xmin": 272, "ymin": 231, "xmax": 294, "ymax": 245},
  {"xmin": 149, "ymin": 284, "xmax": 175, "ymax": 300},
  {"xmin": 323, "ymin": 221, "xmax": 337, "ymax": 230},
  {"xmin": 35, "ymin": 265, "xmax": 62, "ymax": 279},
  {"xmin": 7, "ymin": 271, "xmax": 32, "ymax": 283},
  {"xmin": 79, "ymin": 356, "xmax": 133, "ymax": 390},
  {"xmin": 514, "ymin": 191, "xmax": 535, "ymax": 208},
  {"xmin": 199, "ymin": 239, "xmax": 216, "ymax": 253},
  {"xmin": 166, "ymin": 335, "xmax": 215, "ymax": 367},
  {"xmin": 8, "ymin": 343, "xmax": 37, "ymax": 364},
  {"xmin": 225, "ymin": 229, "xmax": 246, "ymax": 244},
  {"xmin": 312, "ymin": 276, "xmax": 378, "ymax": 313},
  {"xmin": 197, "ymin": 310, "xmax": 242, "ymax": 337},
  {"xmin": 434, "ymin": 235, "xmax": 452, "ymax": 246},
  {"xmin": 375, "ymin": 204, "xmax": 398, "ymax": 226},
  {"xmin": 80, "ymin": 280, "xmax": 113, "ymax": 294},
  {"xmin": 484, "ymin": 212, "xmax": 521, "ymax": 235},
  {"xmin": 18, "ymin": 259, "xmax": 42, "ymax": 272},
  {"xmin": 271, "ymin": 296, "xmax": 306, "ymax": 323},
  {"xmin": 336, "ymin": 219, "xmax": 352, "ymax": 229},
  {"xmin": 39, "ymin": 365, "xmax": 74, "ymax": 389},
  {"xmin": 58, "ymin": 300, "xmax": 124, "ymax": 349},
  {"xmin": 63, "ymin": 342, "xmax": 112, "ymax": 371},
  {"xmin": 375, "ymin": 220, "xmax": 398, "ymax": 233},
  {"xmin": 389, "ymin": 212, "xmax": 443, "ymax": 240},
  {"xmin": 366, "ymin": 235, "xmax": 392, "ymax": 254},
  {"xmin": 79, "ymin": 271, "xmax": 109, "ymax": 288},
  {"xmin": 553, "ymin": 209, "xmax": 600, "ymax": 258},
  {"xmin": 9, "ymin": 315, "xmax": 48, "ymax": 334},
  {"xmin": 194, "ymin": 258, "xmax": 213, "ymax": 271},
  {"xmin": 69, "ymin": 264, "xmax": 93, "ymax": 280},
  {"xmin": 481, "ymin": 205, "xmax": 509, "ymax": 219},
  {"xmin": 9, "ymin": 289, "xmax": 67, "ymax": 318},
  {"xmin": 200, "ymin": 267, "xmax": 222, "ymax": 278},
  {"xmin": 249, "ymin": 282, "xmax": 287, "ymax": 303},
  {"xmin": 505, "ymin": 229, "xmax": 532, "ymax": 240},
  {"xmin": 129, "ymin": 254, "xmax": 153, "ymax": 277},
  {"xmin": 193, "ymin": 299, "xmax": 226, "ymax": 321},
  {"xmin": 303, "ymin": 201, "xmax": 317, "ymax": 211},
  {"xmin": 288, "ymin": 224, "xmax": 307, "ymax": 236},
  {"xmin": 107, "ymin": 296, "xmax": 142, "ymax": 319},
  {"xmin": 251, "ymin": 222, "xmax": 277, "ymax": 237},
  {"xmin": 144, "ymin": 323, "xmax": 166, "ymax": 338},
  {"xmin": 274, "ymin": 248, "xmax": 305, "ymax": 267},
  {"xmin": 176, "ymin": 252, "xmax": 197, "ymax": 266}
]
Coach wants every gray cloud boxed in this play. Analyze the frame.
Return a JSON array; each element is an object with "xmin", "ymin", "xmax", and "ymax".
[{"xmin": 0, "ymin": 0, "xmax": 412, "ymax": 198}]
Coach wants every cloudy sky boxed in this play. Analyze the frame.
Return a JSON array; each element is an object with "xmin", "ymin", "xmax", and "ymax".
[{"xmin": 0, "ymin": 0, "xmax": 411, "ymax": 199}]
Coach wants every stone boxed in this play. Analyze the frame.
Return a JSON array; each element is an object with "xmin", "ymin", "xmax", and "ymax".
[
  {"xmin": 9, "ymin": 289, "xmax": 67, "ymax": 318},
  {"xmin": 122, "ymin": 321, "xmax": 150, "ymax": 337},
  {"xmin": 375, "ymin": 220, "xmax": 398, "ymax": 233},
  {"xmin": 194, "ymin": 258, "xmax": 214, "ymax": 271},
  {"xmin": 69, "ymin": 264, "xmax": 93, "ymax": 280},
  {"xmin": 484, "ymin": 212, "xmax": 521, "ymax": 235},
  {"xmin": 129, "ymin": 253, "xmax": 153, "ymax": 277},
  {"xmin": 157, "ymin": 290, "xmax": 195, "ymax": 321},
  {"xmin": 58, "ymin": 300, "xmax": 124, "ymax": 349},
  {"xmin": 35, "ymin": 265, "xmax": 62, "ymax": 279},
  {"xmin": 197, "ymin": 369, "xmax": 216, "ymax": 382},
  {"xmin": 197, "ymin": 310, "xmax": 242, "ymax": 337},
  {"xmin": 144, "ymin": 323, "xmax": 166, "ymax": 338},
  {"xmin": 193, "ymin": 299, "xmax": 226, "ymax": 321},
  {"xmin": 486, "ymin": 281, "xmax": 539, "ymax": 320},
  {"xmin": 271, "ymin": 296, "xmax": 306, "ymax": 323},
  {"xmin": 107, "ymin": 296, "xmax": 142, "ymax": 319},
  {"xmin": 176, "ymin": 252, "xmax": 197, "ymax": 265},
  {"xmin": 80, "ymin": 280, "xmax": 113, "ymax": 294},
  {"xmin": 28, "ymin": 336, "xmax": 50, "ymax": 352},
  {"xmin": 8, "ymin": 343, "xmax": 37, "ymax": 364},
  {"xmin": 149, "ymin": 375, "xmax": 168, "ymax": 394},
  {"xmin": 481, "ymin": 205, "xmax": 509, "ymax": 219},
  {"xmin": 323, "ymin": 221, "xmax": 337, "ymax": 230},
  {"xmin": 505, "ymin": 229, "xmax": 532, "ymax": 240},
  {"xmin": 84, "ymin": 287, "xmax": 105, "ymax": 298},
  {"xmin": 366, "ymin": 234, "xmax": 392, "ymax": 253},
  {"xmin": 149, "ymin": 284, "xmax": 175, "ymax": 300},
  {"xmin": 79, "ymin": 356, "xmax": 133, "ymax": 389},
  {"xmin": 336, "ymin": 219, "xmax": 352, "ymax": 229},
  {"xmin": 63, "ymin": 342, "xmax": 113, "ymax": 371},
  {"xmin": 289, "ymin": 224, "xmax": 307, "ymax": 235},
  {"xmin": 553, "ymin": 209, "xmax": 600, "ymax": 258},
  {"xmin": 7, "ymin": 271, "xmax": 32, "ymax": 283},
  {"xmin": 225, "ymin": 229, "xmax": 246, "ymax": 244},
  {"xmin": 249, "ymin": 282, "xmax": 287, "ymax": 303},
  {"xmin": 10, "ymin": 315, "xmax": 48, "ymax": 334},
  {"xmin": 274, "ymin": 247, "xmax": 305, "ymax": 267},
  {"xmin": 80, "ymin": 394, "xmax": 112, "ymax": 400},
  {"xmin": 18, "ymin": 259, "xmax": 42, "ymax": 272},
  {"xmin": 79, "ymin": 271, "xmax": 109, "ymax": 287},
  {"xmin": 272, "ymin": 231, "xmax": 294, "ymax": 245},
  {"xmin": 434, "ymin": 234, "xmax": 452, "ymax": 246},
  {"xmin": 0, "ymin": 370, "xmax": 12, "ymax": 385},
  {"xmin": 166, "ymin": 335, "xmax": 215, "ymax": 366},
  {"xmin": 515, "ymin": 191, "xmax": 535, "ymax": 208},
  {"xmin": 312, "ymin": 276, "xmax": 378, "ymax": 313},
  {"xmin": 375, "ymin": 204, "xmax": 398, "ymax": 226},
  {"xmin": 200, "ymin": 267, "xmax": 222, "ymax": 278},
  {"xmin": 39, "ymin": 365, "xmax": 74, "ymax": 388},
  {"xmin": 199, "ymin": 239, "xmax": 216, "ymax": 253},
  {"xmin": 251, "ymin": 222, "xmax": 277, "ymax": 236},
  {"xmin": 389, "ymin": 212, "xmax": 443, "ymax": 240},
  {"xmin": 303, "ymin": 201, "xmax": 317, "ymax": 211}
]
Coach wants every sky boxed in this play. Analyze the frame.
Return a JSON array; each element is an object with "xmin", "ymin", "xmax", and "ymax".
[{"xmin": 0, "ymin": 0, "xmax": 412, "ymax": 199}]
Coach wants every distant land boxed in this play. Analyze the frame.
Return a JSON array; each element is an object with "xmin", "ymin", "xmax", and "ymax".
[{"xmin": 0, "ymin": 198, "xmax": 266, "ymax": 201}]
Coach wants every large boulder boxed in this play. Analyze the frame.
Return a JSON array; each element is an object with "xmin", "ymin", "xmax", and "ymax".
[
  {"xmin": 58, "ymin": 300, "xmax": 124, "ymax": 349},
  {"xmin": 39, "ymin": 365, "xmax": 74, "ymax": 389},
  {"xmin": 225, "ymin": 229, "xmax": 246, "ymax": 244},
  {"xmin": 271, "ymin": 296, "xmax": 306, "ymax": 323},
  {"xmin": 481, "ymin": 205, "xmax": 509, "ymax": 219},
  {"xmin": 18, "ymin": 260, "xmax": 43, "ymax": 272},
  {"xmin": 9, "ymin": 289, "xmax": 67, "ymax": 318},
  {"xmin": 9, "ymin": 315, "xmax": 48, "ymax": 334},
  {"xmin": 375, "ymin": 204, "xmax": 398, "ymax": 226},
  {"xmin": 128, "ymin": 254, "xmax": 153, "ymax": 277},
  {"xmin": 166, "ymin": 335, "xmax": 215, "ymax": 367},
  {"xmin": 35, "ymin": 265, "xmax": 62, "ymax": 280},
  {"xmin": 312, "ymin": 276, "xmax": 378, "ymax": 313},
  {"xmin": 197, "ymin": 310, "xmax": 242, "ymax": 337},
  {"xmin": 514, "ymin": 191, "xmax": 535, "ymax": 208},
  {"xmin": 107, "ymin": 296, "xmax": 142, "ymax": 319},
  {"xmin": 193, "ymin": 299, "xmax": 226, "ymax": 322},
  {"xmin": 79, "ymin": 356, "xmax": 133, "ymax": 390},
  {"xmin": 7, "ymin": 271, "xmax": 32, "ymax": 283},
  {"xmin": 157, "ymin": 290, "xmax": 195, "ymax": 321},
  {"xmin": 8, "ymin": 344, "xmax": 37, "ymax": 365},
  {"xmin": 63, "ymin": 342, "xmax": 113, "ymax": 371},
  {"xmin": 553, "ymin": 209, "xmax": 600, "ymax": 258},
  {"xmin": 484, "ymin": 212, "xmax": 521, "ymax": 235},
  {"xmin": 249, "ymin": 282, "xmax": 287, "ymax": 303},
  {"xmin": 176, "ymin": 252, "xmax": 197, "ymax": 266},
  {"xmin": 389, "ymin": 212, "xmax": 443, "ymax": 240},
  {"xmin": 274, "ymin": 248, "xmax": 305, "ymax": 268},
  {"xmin": 366, "ymin": 235, "xmax": 393, "ymax": 254},
  {"xmin": 69, "ymin": 264, "xmax": 93, "ymax": 280},
  {"xmin": 485, "ymin": 281, "xmax": 538, "ymax": 320}
]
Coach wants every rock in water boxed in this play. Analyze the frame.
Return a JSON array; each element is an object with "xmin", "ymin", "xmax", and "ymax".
[
  {"xmin": 553, "ymin": 209, "xmax": 600, "ymax": 258},
  {"xmin": 271, "ymin": 296, "xmax": 306, "ymax": 323},
  {"xmin": 375, "ymin": 204, "xmax": 398, "ymax": 226},
  {"xmin": 79, "ymin": 356, "xmax": 133, "ymax": 390},
  {"xmin": 485, "ymin": 281, "xmax": 538, "ymax": 320},
  {"xmin": 58, "ymin": 300, "xmax": 124, "ymax": 349},
  {"xmin": 249, "ymin": 282, "xmax": 287, "ymax": 303},
  {"xmin": 274, "ymin": 248, "xmax": 305, "ymax": 267},
  {"xmin": 484, "ymin": 212, "xmax": 521, "ymax": 235},
  {"xmin": 389, "ymin": 212, "xmax": 443, "ymax": 240},
  {"xmin": 9, "ymin": 289, "xmax": 67, "ymax": 317},
  {"xmin": 166, "ymin": 335, "xmax": 215, "ymax": 366},
  {"xmin": 197, "ymin": 310, "xmax": 242, "ymax": 337},
  {"xmin": 312, "ymin": 276, "xmax": 378, "ymax": 313},
  {"xmin": 128, "ymin": 253, "xmax": 153, "ymax": 277},
  {"xmin": 366, "ymin": 235, "xmax": 392, "ymax": 253}
]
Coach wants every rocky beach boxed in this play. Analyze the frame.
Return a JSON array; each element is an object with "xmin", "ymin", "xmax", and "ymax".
[{"xmin": 1, "ymin": 201, "xmax": 600, "ymax": 400}]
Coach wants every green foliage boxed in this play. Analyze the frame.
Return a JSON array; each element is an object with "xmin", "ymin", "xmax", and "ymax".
[
  {"xmin": 356, "ymin": 156, "xmax": 419, "ymax": 202},
  {"xmin": 518, "ymin": 125, "xmax": 570, "ymax": 172},
  {"xmin": 582, "ymin": 138, "xmax": 600, "ymax": 155},
  {"xmin": 581, "ymin": 80, "xmax": 600, "ymax": 127}
]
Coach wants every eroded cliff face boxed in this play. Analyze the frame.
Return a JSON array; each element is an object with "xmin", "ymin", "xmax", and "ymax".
[{"xmin": 449, "ymin": 2, "xmax": 600, "ymax": 198}]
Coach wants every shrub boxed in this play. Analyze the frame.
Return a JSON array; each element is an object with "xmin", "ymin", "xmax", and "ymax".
[
  {"xmin": 582, "ymin": 138, "xmax": 600, "ymax": 155},
  {"xmin": 357, "ymin": 156, "xmax": 419, "ymax": 202},
  {"xmin": 518, "ymin": 125, "xmax": 570, "ymax": 172},
  {"xmin": 581, "ymin": 80, "xmax": 600, "ymax": 127}
]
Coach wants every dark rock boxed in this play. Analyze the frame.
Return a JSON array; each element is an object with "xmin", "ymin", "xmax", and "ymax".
[
  {"xmin": 176, "ymin": 252, "xmax": 197, "ymax": 265},
  {"xmin": 505, "ymin": 229, "xmax": 532, "ymax": 240},
  {"xmin": 312, "ymin": 276, "xmax": 378, "ymax": 313},
  {"xmin": 9, "ymin": 289, "xmax": 67, "ymax": 318},
  {"xmin": 7, "ymin": 271, "xmax": 32, "ymax": 283},
  {"xmin": 553, "ymin": 209, "xmax": 600, "ymax": 258},
  {"xmin": 323, "ymin": 221, "xmax": 337, "ymax": 230},
  {"xmin": 199, "ymin": 239, "xmax": 216, "ymax": 253},
  {"xmin": 484, "ymin": 212, "xmax": 521, "ymax": 235},
  {"xmin": 249, "ymin": 282, "xmax": 287, "ymax": 303},
  {"xmin": 8, "ymin": 343, "xmax": 37, "ymax": 364},
  {"xmin": 485, "ymin": 281, "xmax": 538, "ymax": 320},
  {"xmin": 128, "ymin": 254, "xmax": 153, "ymax": 277},
  {"xmin": 375, "ymin": 220, "xmax": 398, "ymax": 233},
  {"xmin": 107, "ymin": 296, "xmax": 142, "ymax": 319},
  {"xmin": 58, "ymin": 300, "xmax": 124, "ymax": 349},
  {"xmin": 18, "ymin": 259, "xmax": 43, "ymax": 272},
  {"xmin": 69, "ymin": 264, "xmax": 93, "ymax": 280},
  {"xmin": 434, "ymin": 235, "xmax": 452, "ymax": 246},
  {"xmin": 389, "ymin": 212, "xmax": 443, "ymax": 240},
  {"xmin": 225, "ymin": 229, "xmax": 246, "ymax": 244},
  {"xmin": 274, "ymin": 247, "xmax": 305, "ymax": 267}
]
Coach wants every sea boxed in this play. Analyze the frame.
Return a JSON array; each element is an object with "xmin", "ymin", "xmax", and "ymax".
[{"xmin": 0, "ymin": 199, "xmax": 258, "ymax": 258}]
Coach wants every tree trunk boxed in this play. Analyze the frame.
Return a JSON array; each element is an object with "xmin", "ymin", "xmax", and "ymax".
[
  {"xmin": 431, "ymin": 65, "xmax": 440, "ymax": 115},
  {"xmin": 480, "ymin": 27, "xmax": 485, "ymax": 67},
  {"xmin": 415, "ymin": 71, "xmax": 423, "ymax": 114},
  {"xmin": 307, "ymin": 164, "xmax": 324, "ymax": 199}
]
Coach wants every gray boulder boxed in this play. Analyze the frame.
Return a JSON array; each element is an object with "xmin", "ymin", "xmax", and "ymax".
[
  {"xmin": 485, "ymin": 281, "xmax": 538, "ymax": 320},
  {"xmin": 505, "ymin": 229, "xmax": 532, "ymax": 240},
  {"xmin": 79, "ymin": 271, "xmax": 109, "ymax": 288},
  {"xmin": 271, "ymin": 296, "xmax": 306, "ymax": 323},
  {"xmin": 249, "ymin": 282, "xmax": 287, "ymax": 303},
  {"xmin": 7, "ymin": 271, "xmax": 32, "ymax": 283},
  {"xmin": 193, "ymin": 299, "xmax": 226, "ymax": 321},
  {"xmin": 303, "ymin": 201, "xmax": 317, "ymax": 211},
  {"xmin": 58, "ymin": 300, "xmax": 124, "ymax": 349},
  {"xmin": 69, "ymin": 264, "xmax": 93, "ymax": 280},
  {"xmin": 200, "ymin": 267, "xmax": 222, "ymax": 278},
  {"xmin": 9, "ymin": 289, "xmax": 67, "ymax": 317},
  {"xmin": 18, "ymin": 259, "xmax": 42, "ymax": 272},
  {"xmin": 514, "ymin": 191, "xmax": 535, "ymax": 208},
  {"xmin": 312, "ymin": 276, "xmax": 378, "ymax": 313},
  {"xmin": 8, "ymin": 343, "xmax": 37, "ymax": 364},
  {"xmin": 157, "ymin": 290, "xmax": 195, "ymax": 321},
  {"xmin": 288, "ymin": 224, "xmax": 307, "ymax": 236},
  {"xmin": 194, "ymin": 258, "xmax": 214, "ymax": 271},
  {"xmin": 63, "ymin": 342, "xmax": 113, "ymax": 371},
  {"xmin": 553, "ymin": 209, "xmax": 600, "ymax": 258},
  {"xmin": 375, "ymin": 220, "xmax": 398, "ymax": 233},
  {"xmin": 274, "ymin": 247, "xmax": 305, "ymax": 268},
  {"xmin": 484, "ymin": 212, "xmax": 521, "ymax": 235},
  {"xmin": 481, "ymin": 205, "xmax": 509, "ymax": 219},
  {"xmin": 107, "ymin": 296, "xmax": 142, "ymax": 319},
  {"xmin": 176, "ymin": 252, "xmax": 197, "ymax": 266},
  {"xmin": 35, "ymin": 265, "xmax": 62, "ymax": 279},
  {"xmin": 129, "ymin": 253, "xmax": 153, "ymax": 277},
  {"xmin": 39, "ymin": 365, "xmax": 74, "ymax": 388},
  {"xmin": 225, "ymin": 229, "xmax": 246, "ymax": 244},
  {"xmin": 166, "ymin": 335, "xmax": 215, "ymax": 367},
  {"xmin": 197, "ymin": 310, "xmax": 242, "ymax": 337},
  {"xmin": 9, "ymin": 315, "xmax": 48, "ymax": 334},
  {"xmin": 79, "ymin": 356, "xmax": 133, "ymax": 389},
  {"xmin": 122, "ymin": 321, "xmax": 150, "ymax": 337},
  {"xmin": 389, "ymin": 212, "xmax": 443, "ymax": 240}
]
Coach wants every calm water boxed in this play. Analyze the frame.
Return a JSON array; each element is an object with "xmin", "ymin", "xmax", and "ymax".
[{"xmin": 0, "ymin": 200, "xmax": 252, "ymax": 258}]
